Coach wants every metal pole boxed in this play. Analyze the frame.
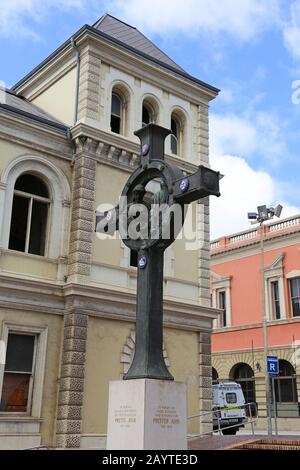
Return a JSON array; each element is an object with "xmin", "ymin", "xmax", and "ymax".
[
  {"xmin": 260, "ymin": 223, "xmax": 272, "ymax": 435},
  {"xmin": 271, "ymin": 376, "xmax": 278, "ymax": 435},
  {"xmin": 217, "ymin": 412, "xmax": 222, "ymax": 435},
  {"xmin": 217, "ymin": 412, "xmax": 224, "ymax": 448},
  {"xmin": 249, "ymin": 402, "xmax": 255, "ymax": 436}
]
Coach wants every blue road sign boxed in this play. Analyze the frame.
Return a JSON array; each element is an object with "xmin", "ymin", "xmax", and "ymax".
[{"xmin": 267, "ymin": 355, "xmax": 279, "ymax": 376}]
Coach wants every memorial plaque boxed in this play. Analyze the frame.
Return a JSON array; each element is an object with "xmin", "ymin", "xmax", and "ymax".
[{"xmin": 107, "ymin": 379, "xmax": 187, "ymax": 450}]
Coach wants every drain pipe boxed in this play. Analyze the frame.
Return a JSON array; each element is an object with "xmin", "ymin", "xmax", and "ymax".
[
  {"xmin": 69, "ymin": 36, "xmax": 80, "ymax": 165},
  {"xmin": 71, "ymin": 36, "xmax": 80, "ymax": 126},
  {"xmin": 66, "ymin": 127, "xmax": 76, "ymax": 166}
]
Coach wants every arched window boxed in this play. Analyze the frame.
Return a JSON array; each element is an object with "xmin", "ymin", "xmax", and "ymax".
[
  {"xmin": 212, "ymin": 367, "xmax": 219, "ymax": 384},
  {"xmin": 111, "ymin": 92, "xmax": 122, "ymax": 134},
  {"xmin": 169, "ymin": 110, "xmax": 186, "ymax": 157},
  {"xmin": 8, "ymin": 174, "xmax": 50, "ymax": 256},
  {"xmin": 130, "ymin": 250, "xmax": 138, "ymax": 268},
  {"xmin": 275, "ymin": 360, "xmax": 298, "ymax": 403},
  {"xmin": 142, "ymin": 105, "xmax": 151, "ymax": 127},
  {"xmin": 231, "ymin": 363, "xmax": 256, "ymax": 416},
  {"xmin": 141, "ymin": 97, "xmax": 159, "ymax": 128},
  {"xmin": 1, "ymin": 155, "xmax": 71, "ymax": 260},
  {"xmin": 170, "ymin": 116, "xmax": 179, "ymax": 155}
]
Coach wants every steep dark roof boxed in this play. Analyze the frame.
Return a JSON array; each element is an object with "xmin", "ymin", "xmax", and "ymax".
[
  {"xmin": 0, "ymin": 89, "xmax": 67, "ymax": 130},
  {"xmin": 12, "ymin": 15, "xmax": 219, "ymax": 95},
  {"xmin": 93, "ymin": 14, "xmax": 185, "ymax": 72}
]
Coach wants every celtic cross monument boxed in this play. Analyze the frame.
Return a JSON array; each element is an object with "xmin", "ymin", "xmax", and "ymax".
[{"xmin": 96, "ymin": 124, "xmax": 220, "ymax": 449}]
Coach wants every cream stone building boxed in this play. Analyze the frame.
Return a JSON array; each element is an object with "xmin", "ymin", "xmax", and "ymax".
[{"xmin": 0, "ymin": 14, "xmax": 220, "ymax": 449}]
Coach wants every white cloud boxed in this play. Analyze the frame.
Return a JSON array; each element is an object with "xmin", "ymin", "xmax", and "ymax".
[
  {"xmin": 284, "ymin": 26, "xmax": 300, "ymax": 59},
  {"xmin": 218, "ymin": 88, "xmax": 235, "ymax": 104},
  {"xmin": 0, "ymin": 0, "xmax": 282, "ymax": 41},
  {"xmin": 210, "ymin": 110, "xmax": 299, "ymax": 238},
  {"xmin": 210, "ymin": 154, "xmax": 300, "ymax": 239},
  {"xmin": 210, "ymin": 114, "xmax": 257, "ymax": 158},
  {"xmin": 210, "ymin": 111, "xmax": 289, "ymax": 165},
  {"xmin": 0, "ymin": 0, "xmax": 87, "ymax": 38},
  {"xmin": 105, "ymin": 0, "xmax": 281, "ymax": 42},
  {"xmin": 283, "ymin": 1, "xmax": 300, "ymax": 59}
]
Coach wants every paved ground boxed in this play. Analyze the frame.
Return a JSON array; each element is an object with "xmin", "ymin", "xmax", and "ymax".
[
  {"xmin": 238, "ymin": 430, "xmax": 300, "ymax": 436},
  {"xmin": 188, "ymin": 434, "xmax": 300, "ymax": 450},
  {"xmin": 188, "ymin": 434, "xmax": 254, "ymax": 450}
]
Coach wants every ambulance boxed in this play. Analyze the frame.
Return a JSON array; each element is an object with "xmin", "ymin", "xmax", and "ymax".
[{"xmin": 212, "ymin": 381, "xmax": 247, "ymax": 435}]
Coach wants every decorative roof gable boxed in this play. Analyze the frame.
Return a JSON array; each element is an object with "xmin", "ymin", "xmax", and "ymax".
[{"xmin": 94, "ymin": 14, "xmax": 185, "ymax": 72}]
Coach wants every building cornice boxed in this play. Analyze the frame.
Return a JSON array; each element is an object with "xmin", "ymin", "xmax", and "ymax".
[
  {"xmin": 211, "ymin": 227, "xmax": 300, "ymax": 264},
  {"xmin": 212, "ymin": 344, "xmax": 296, "ymax": 355},
  {"xmin": 0, "ymin": 104, "xmax": 67, "ymax": 132},
  {"xmin": 0, "ymin": 274, "xmax": 218, "ymax": 331},
  {"xmin": 213, "ymin": 316, "xmax": 300, "ymax": 334},
  {"xmin": 63, "ymin": 282, "xmax": 219, "ymax": 331},
  {"xmin": 0, "ymin": 108, "xmax": 72, "ymax": 161},
  {"xmin": 0, "ymin": 274, "xmax": 65, "ymax": 315},
  {"xmin": 211, "ymin": 215, "xmax": 300, "ymax": 259},
  {"xmin": 71, "ymin": 123, "xmax": 199, "ymax": 174}
]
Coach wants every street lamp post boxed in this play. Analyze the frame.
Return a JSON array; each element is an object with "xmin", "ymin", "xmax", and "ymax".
[
  {"xmin": 248, "ymin": 204, "xmax": 283, "ymax": 436},
  {"xmin": 259, "ymin": 217, "xmax": 273, "ymax": 436}
]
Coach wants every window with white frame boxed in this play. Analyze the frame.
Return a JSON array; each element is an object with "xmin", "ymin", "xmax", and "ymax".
[
  {"xmin": 8, "ymin": 174, "xmax": 50, "ymax": 256},
  {"xmin": 211, "ymin": 273, "xmax": 232, "ymax": 328},
  {"xmin": 264, "ymin": 254, "xmax": 286, "ymax": 321},
  {"xmin": 170, "ymin": 115, "xmax": 180, "ymax": 155},
  {"xmin": 0, "ymin": 155, "xmax": 71, "ymax": 260},
  {"xmin": 270, "ymin": 280, "xmax": 281, "ymax": 320},
  {"xmin": 218, "ymin": 290, "xmax": 227, "ymax": 327},
  {"xmin": 111, "ymin": 92, "xmax": 123, "ymax": 134},
  {"xmin": 0, "ymin": 324, "xmax": 47, "ymax": 416},
  {"xmin": 0, "ymin": 333, "xmax": 36, "ymax": 412},
  {"xmin": 168, "ymin": 109, "xmax": 187, "ymax": 157},
  {"xmin": 266, "ymin": 276, "xmax": 284, "ymax": 321},
  {"xmin": 141, "ymin": 96, "xmax": 159, "ymax": 129},
  {"xmin": 142, "ymin": 103, "xmax": 152, "ymax": 127},
  {"xmin": 290, "ymin": 277, "xmax": 300, "ymax": 317}
]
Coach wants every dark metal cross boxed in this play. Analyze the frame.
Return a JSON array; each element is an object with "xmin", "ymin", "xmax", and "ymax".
[{"xmin": 96, "ymin": 124, "xmax": 220, "ymax": 380}]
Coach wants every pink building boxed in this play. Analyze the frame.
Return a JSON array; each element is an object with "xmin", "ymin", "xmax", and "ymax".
[{"xmin": 211, "ymin": 214, "xmax": 300, "ymax": 431}]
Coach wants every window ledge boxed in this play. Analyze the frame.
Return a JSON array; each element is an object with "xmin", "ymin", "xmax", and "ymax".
[
  {"xmin": 165, "ymin": 151, "xmax": 183, "ymax": 160},
  {"xmin": 213, "ymin": 316, "xmax": 300, "ymax": 333},
  {"xmin": 0, "ymin": 248, "xmax": 61, "ymax": 264},
  {"xmin": 0, "ymin": 415, "xmax": 43, "ymax": 421},
  {"xmin": 0, "ymin": 417, "xmax": 42, "ymax": 435}
]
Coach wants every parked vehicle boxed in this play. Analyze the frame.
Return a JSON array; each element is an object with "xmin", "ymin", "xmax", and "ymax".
[{"xmin": 212, "ymin": 381, "xmax": 247, "ymax": 435}]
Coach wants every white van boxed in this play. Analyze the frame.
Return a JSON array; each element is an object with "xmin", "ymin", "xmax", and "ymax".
[{"xmin": 212, "ymin": 381, "xmax": 247, "ymax": 435}]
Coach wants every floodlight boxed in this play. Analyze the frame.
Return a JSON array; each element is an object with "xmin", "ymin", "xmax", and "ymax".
[
  {"xmin": 274, "ymin": 204, "xmax": 283, "ymax": 218},
  {"xmin": 269, "ymin": 207, "xmax": 275, "ymax": 216},
  {"xmin": 257, "ymin": 205, "xmax": 268, "ymax": 221}
]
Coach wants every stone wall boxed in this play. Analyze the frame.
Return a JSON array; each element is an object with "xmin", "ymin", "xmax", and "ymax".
[
  {"xmin": 199, "ymin": 331, "xmax": 212, "ymax": 434},
  {"xmin": 56, "ymin": 311, "xmax": 88, "ymax": 448}
]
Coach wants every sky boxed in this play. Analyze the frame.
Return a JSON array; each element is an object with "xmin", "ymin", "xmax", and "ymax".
[{"xmin": 1, "ymin": 0, "xmax": 300, "ymax": 239}]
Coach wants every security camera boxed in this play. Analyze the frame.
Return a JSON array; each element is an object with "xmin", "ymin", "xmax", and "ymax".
[{"xmin": 248, "ymin": 212, "xmax": 257, "ymax": 220}]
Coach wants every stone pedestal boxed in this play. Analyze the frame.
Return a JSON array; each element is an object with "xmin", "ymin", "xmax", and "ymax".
[{"xmin": 107, "ymin": 379, "xmax": 187, "ymax": 450}]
